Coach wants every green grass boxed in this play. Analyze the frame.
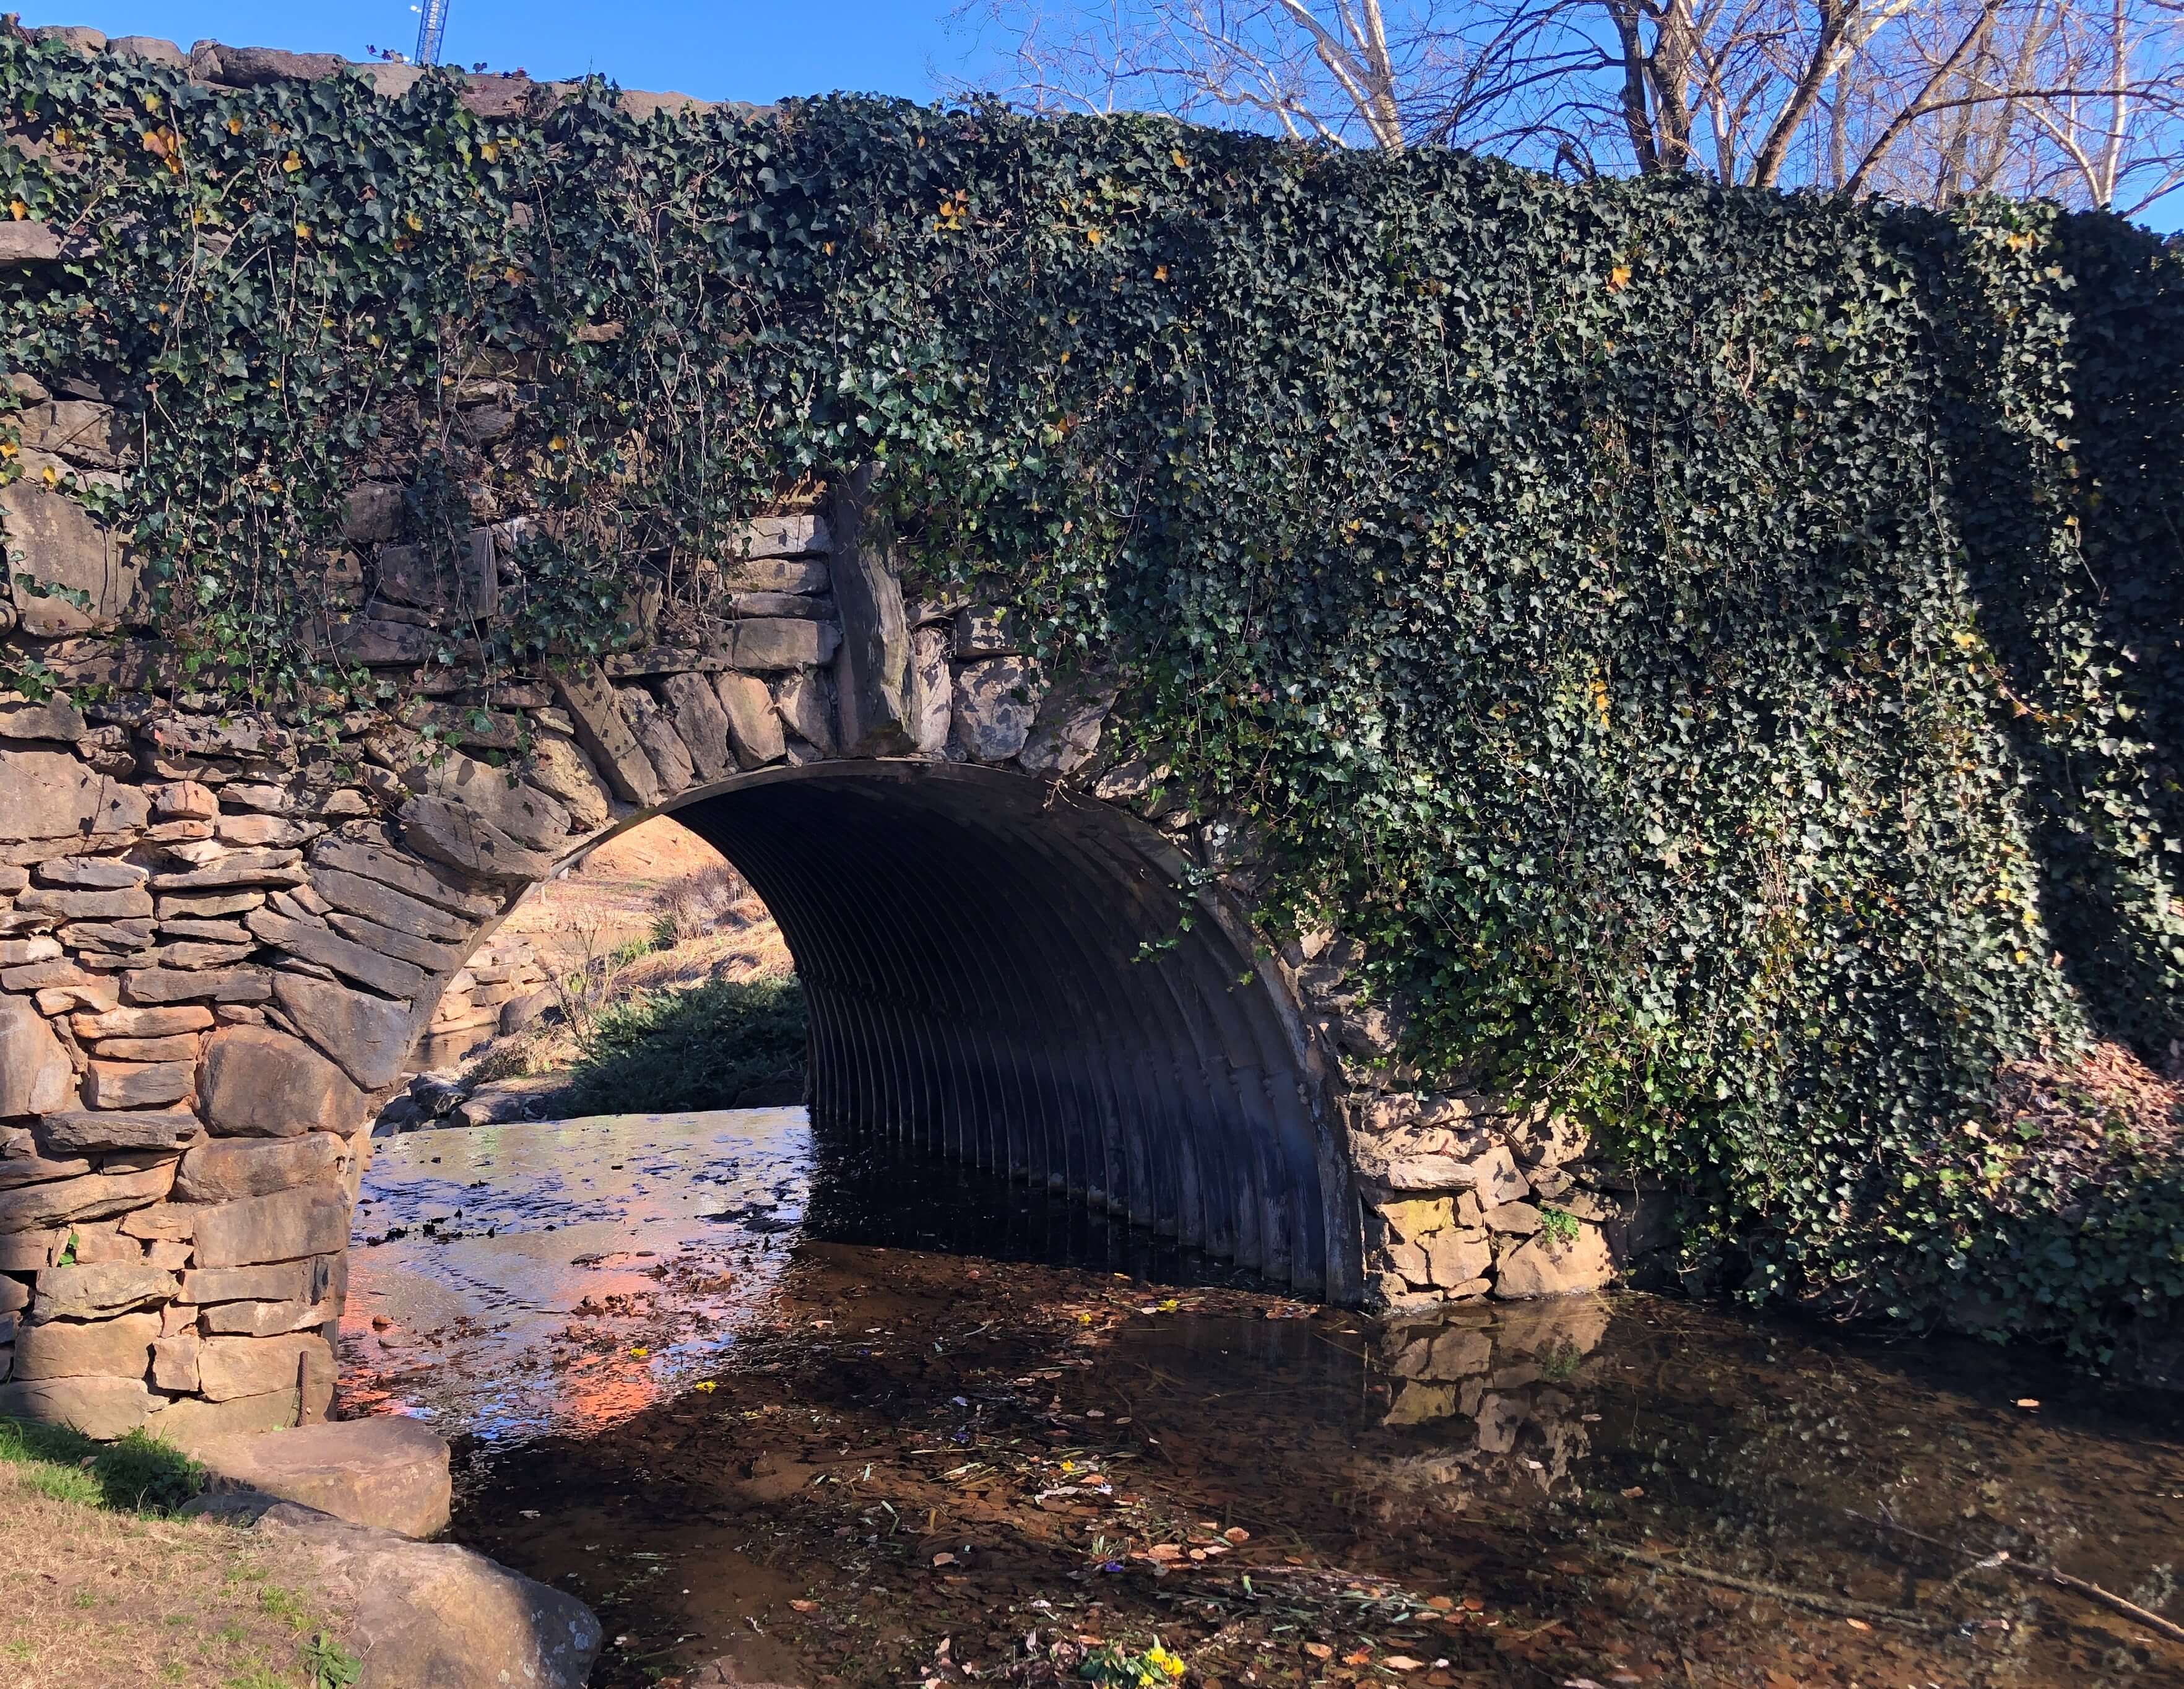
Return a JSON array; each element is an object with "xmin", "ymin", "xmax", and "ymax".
[
  {"xmin": 561, "ymin": 976, "xmax": 808, "ymax": 1114},
  {"xmin": 0, "ymin": 1415, "xmax": 204, "ymax": 1513}
]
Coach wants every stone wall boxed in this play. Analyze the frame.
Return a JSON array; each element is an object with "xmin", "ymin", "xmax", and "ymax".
[{"xmin": 0, "ymin": 32, "xmax": 1631, "ymax": 1438}]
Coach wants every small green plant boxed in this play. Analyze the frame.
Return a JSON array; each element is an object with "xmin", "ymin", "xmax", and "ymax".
[
  {"xmin": 303, "ymin": 1632, "xmax": 363, "ymax": 1688},
  {"xmin": 1538, "ymin": 1205, "xmax": 1580, "ymax": 1247},
  {"xmin": 258, "ymin": 1584, "xmax": 310, "ymax": 1628},
  {"xmin": 1081, "ymin": 1639, "xmax": 1188, "ymax": 1686}
]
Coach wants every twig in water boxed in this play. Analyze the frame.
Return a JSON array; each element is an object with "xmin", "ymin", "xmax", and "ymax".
[
  {"xmin": 1846, "ymin": 1508, "xmax": 2184, "ymax": 1649},
  {"xmin": 1595, "ymin": 1543, "xmax": 1934, "ymax": 1628}
]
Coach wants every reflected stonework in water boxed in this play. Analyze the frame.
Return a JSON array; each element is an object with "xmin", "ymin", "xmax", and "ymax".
[{"xmin": 345, "ymin": 1108, "xmax": 2184, "ymax": 1688}]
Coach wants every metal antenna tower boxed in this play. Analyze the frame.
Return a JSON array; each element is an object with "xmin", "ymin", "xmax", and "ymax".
[{"xmin": 413, "ymin": 0, "xmax": 449, "ymax": 66}]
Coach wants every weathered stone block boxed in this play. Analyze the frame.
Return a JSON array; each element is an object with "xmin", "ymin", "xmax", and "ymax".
[
  {"xmin": 550, "ymin": 667, "xmax": 661, "ymax": 807},
  {"xmin": 1019, "ymin": 665, "xmax": 1120, "ymax": 777},
  {"xmin": 0, "ymin": 1374, "xmax": 150, "ymax": 1438},
  {"xmin": 30, "ymin": 1261, "xmax": 173, "ymax": 1322},
  {"xmin": 191, "ymin": 1188, "xmax": 349, "ymax": 1268},
  {"xmin": 200, "ymin": 1296, "xmax": 335, "ymax": 1337},
  {"xmin": 714, "ymin": 673, "xmax": 785, "ymax": 768},
  {"xmin": 950, "ymin": 658, "xmax": 1040, "ymax": 762},
  {"xmin": 179, "ymin": 1261, "xmax": 309, "ymax": 1305},
  {"xmin": 731, "ymin": 617, "xmax": 839, "ymax": 672},
  {"xmin": 1422, "ymin": 1228, "xmax": 1493, "ymax": 1288},
  {"xmin": 176, "ymin": 1134, "xmax": 343, "ymax": 1204},
  {"xmin": 248, "ymin": 1502, "xmax": 604, "ymax": 1687},
  {"xmin": 147, "ymin": 1386, "xmax": 298, "ymax": 1440},
  {"xmin": 1493, "ymin": 1226, "xmax": 1614, "ymax": 1299},
  {"xmin": 38, "ymin": 1109, "xmax": 199, "ymax": 1155},
  {"xmin": 657, "ymin": 671, "xmax": 733, "ymax": 781},
  {"xmin": 200, "ymin": 1026, "xmax": 362, "ymax": 1138},
  {"xmin": 73, "ymin": 1003, "xmax": 214, "ymax": 1041},
  {"xmin": 396, "ymin": 796, "xmax": 555, "ymax": 884},
  {"xmin": 92, "ymin": 1031, "xmax": 213, "ymax": 1062},
  {"xmin": 953, "ymin": 604, "xmax": 1024, "ymax": 659},
  {"xmin": 245, "ymin": 905, "xmax": 428, "ymax": 998},
  {"xmin": 0, "ymin": 996, "xmax": 74, "ymax": 1116},
  {"xmin": 771, "ymin": 669, "xmax": 835, "ymax": 755},
  {"xmin": 721, "ymin": 554, "xmax": 830, "ymax": 594},
  {"xmin": 0, "ymin": 1152, "xmax": 90, "ymax": 1190},
  {"xmin": 80, "ymin": 1059, "xmax": 193, "ymax": 1109},
  {"xmin": 270, "ymin": 972, "xmax": 421, "ymax": 1090},
  {"xmin": 722, "ymin": 513, "xmax": 828, "ymax": 560},
  {"xmin": 620, "ymin": 687, "xmax": 696, "ymax": 795},
  {"xmin": 0, "ymin": 1160, "xmax": 174, "ymax": 1233},
  {"xmin": 311, "ymin": 837, "xmax": 498, "ymax": 920},
  {"xmin": 35, "ymin": 856, "xmax": 149, "ymax": 890},
  {"xmin": 399, "ymin": 752, "xmax": 570, "ymax": 851},
  {"xmin": 149, "ymin": 846, "xmax": 308, "ymax": 892},
  {"xmin": 13, "ymin": 1309, "xmax": 158, "ymax": 1378},
  {"xmin": 196, "ymin": 1331, "xmax": 330, "ymax": 1402},
  {"xmin": 17, "ymin": 884, "xmax": 154, "ymax": 921},
  {"xmin": 821, "ymin": 467, "xmax": 912, "ymax": 754},
  {"xmin": 0, "ymin": 468, "xmax": 145, "ymax": 636},
  {"xmin": 151, "ymin": 1329, "xmax": 201, "ymax": 1391},
  {"xmin": 120, "ymin": 966, "xmax": 272, "ymax": 1006},
  {"xmin": 906, "ymin": 627, "xmax": 951, "ymax": 755},
  {"xmin": 518, "ymin": 735, "xmax": 613, "ymax": 831}
]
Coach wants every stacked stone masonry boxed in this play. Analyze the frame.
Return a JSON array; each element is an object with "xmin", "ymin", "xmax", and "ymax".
[{"xmin": 0, "ymin": 30, "xmax": 1631, "ymax": 1436}]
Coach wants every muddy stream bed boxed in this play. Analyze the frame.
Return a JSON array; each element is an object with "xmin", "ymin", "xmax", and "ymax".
[{"xmin": 340, "ymin": 1108, "xmax": 2184, "ymax": 1689}]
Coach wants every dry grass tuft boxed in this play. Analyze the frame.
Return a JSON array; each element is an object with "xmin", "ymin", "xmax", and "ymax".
[{"xmin": 0, "ymin": 1462, "xmax": 343, "ymax": 1688}]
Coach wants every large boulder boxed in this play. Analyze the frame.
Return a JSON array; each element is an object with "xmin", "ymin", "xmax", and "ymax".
[
  {"xmin": 200, "ymin": 1026, "xmax": 363, "ymax": 1137},
  {"xmin": 248, "ymin": 1502, "xmax": 602, "ymax": 1689},
  {"xmin": 193, "ymin": 1417, "xmax": 452, "ymax": 1538}
]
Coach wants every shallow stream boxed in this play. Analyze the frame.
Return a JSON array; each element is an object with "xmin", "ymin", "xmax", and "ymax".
[{"xmin": 342, "ymin": 1108, "xmax": 2184, "ymax": 1689}]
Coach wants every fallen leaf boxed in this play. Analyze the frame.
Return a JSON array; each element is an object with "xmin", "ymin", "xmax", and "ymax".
[
  {"xmin": 1224, "ymin": 1526, "xmax": 1250, "ymax": 1544},
  {"xmin": 1304, "ymin": 1643, "xmax": 1334, "ymax": 1660},
  {"xmin": 1425, "ymin": 1596, "xmax": 1453, "ymax": 1611},
  {"xmin": 1621, "ymin": 1485, "xmax": 1645, "ymax": 1498},
  {"xmin": 789, "ymin": 1600, "xmax": 817, "ymax": 1613},
  {"xmin": 1385, "ymin": 1657, "xmax": 1424, "ymax": 1672},
  {"xmin": 1844, "ymin": 1618, "xmax": 1871, "ymax": 1632},
  {"xmin": 932, "ymin": 1552, "xmax": 956, "ymax": 1566},
  {"xmin": 2014, "ymin": 1398, "xmax": 2040, "ymax": 1410}
]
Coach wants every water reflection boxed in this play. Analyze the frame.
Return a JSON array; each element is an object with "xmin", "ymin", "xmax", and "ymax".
[
  {"xmin": 348, "ymin": 1107, "xmax": 2184, "ymax": 1687},
  {"xmin": 342, "ymin": 1107, "xmax": 810, "ymax": 1441}
]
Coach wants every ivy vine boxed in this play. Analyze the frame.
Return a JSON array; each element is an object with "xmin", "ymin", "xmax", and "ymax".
[{"xmin": 0, "ymin": 33, "xmax": 2177, "ymax": 1358}]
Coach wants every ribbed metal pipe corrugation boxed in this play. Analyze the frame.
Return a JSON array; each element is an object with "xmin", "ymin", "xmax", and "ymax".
[{"xmin": 659, "ymin": 761, "xmax": 1359, "ymax": 1300}]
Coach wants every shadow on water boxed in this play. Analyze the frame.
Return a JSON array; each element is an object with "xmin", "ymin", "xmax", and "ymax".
[
  {"xmin": 802, "ymin": 1129, "xmax": 1273, "ymax": 1292},
  {"xmin": 345, "ymin": 1107, "xmax": 2184, "ymax": 1688}
]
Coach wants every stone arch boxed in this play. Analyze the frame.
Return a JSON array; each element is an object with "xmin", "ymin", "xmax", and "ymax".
[
  {"xmin": 589, "ymin": 760, "xmax": 1362, "ymax": 1298},
  {"xmin": 1, "ymin": 477, "xmax": 1617, "ymax": 1441}
]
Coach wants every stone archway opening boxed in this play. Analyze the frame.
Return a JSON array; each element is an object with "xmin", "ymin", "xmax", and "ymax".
[{"xmin": 550, "ymin": 760, "xmax": 1361, "ymax": 1300}]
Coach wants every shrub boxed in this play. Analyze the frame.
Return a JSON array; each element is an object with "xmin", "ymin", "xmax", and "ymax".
[{"xmin": 560, "ymin": 977, "xmax": 808, "ymax": 1114}]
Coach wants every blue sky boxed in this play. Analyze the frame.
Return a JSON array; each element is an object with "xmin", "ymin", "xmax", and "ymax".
[{"xmin": 22, "ymin": 2, "xmax": 963, "ymax": 103}]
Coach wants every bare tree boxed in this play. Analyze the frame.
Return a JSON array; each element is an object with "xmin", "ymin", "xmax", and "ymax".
[{"xmin": 946, "ymin": 0, "xmax": 2184, "ymax": 215}]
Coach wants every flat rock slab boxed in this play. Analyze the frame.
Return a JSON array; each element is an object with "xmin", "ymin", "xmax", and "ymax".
[
  {"xmin": 191, "ymin": 1415, "xmax": 453, "ymax": 1538},
  {"xmin": 248, "ymin": 1501, "xmax": 601, "ymax": 1689}
]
